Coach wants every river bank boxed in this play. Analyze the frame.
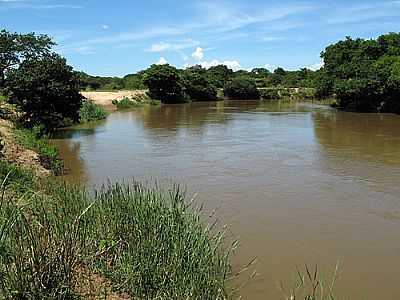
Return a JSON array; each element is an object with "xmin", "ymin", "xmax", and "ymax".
[{"xmin": 0, "ymin": 109, "xmax": 234, "ymax": 299}]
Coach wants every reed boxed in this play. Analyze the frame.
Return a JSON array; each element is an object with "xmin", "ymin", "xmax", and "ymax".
[{"xmin": 0, "ymin": 167, "xmax": 233, "ymax": 299}]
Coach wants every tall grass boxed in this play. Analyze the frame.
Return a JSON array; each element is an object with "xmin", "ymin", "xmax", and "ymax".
[
  {"xmin": 13, "ymin": 127, "xmax": 63, "ymax": 174},
  {"xmin": 0, "ymin": 168, "xmax": 233, "ymax": 299},
  {"xmin": 79, "ymin": 100, "xmax": 109, "ymax": 123},
  {"xmin": 280, "ymin": 265, "xmax": 339, "ymax": 300},
  {"xmin": 84, "ymin": 183, "xmax": 232, "ymax": 299}
]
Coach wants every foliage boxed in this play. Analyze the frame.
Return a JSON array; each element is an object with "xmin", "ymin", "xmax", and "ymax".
[
  {"xmin": 143, "ymin": 64, "xmax": 187, "ymax": 103},
  {"xmin": 112, "ymin": 97, "xmax": 140, "ymax": 109},
  {"xmin": 224, "ymin": 78, "xmax": 260, "ymax": 100},
  {"xmin": 77, "ymin": 71, "xmax": 146, "ymax": 91},
  {"xmin": 5, "ymin": 54, "xmax": 84, "ymax": 131},
  {"xmin": 79, "ymin": 100, "xmax": 108, "ymax": 123},
  {"xmin": 85, "ymin": 182, "xmax": 232, "ymax": 299},
  {"xmin": 260, "ymin": 88, "xmax": 281, "ymax": 100},
  {"xmin": 13, "ymin": 126, "xmax": 63, "ymax": 174},
  {"xmin": 183, "ymin": 66, "xmax": 218, "ymax": 101},
  {"xmin": 208, "ymin": 65, "xmax": 234, "ymax": 88},
  {"xmin": 0, "ymin": 160, "xmax": 35, "ymax": 191},
  {"xmin": 0, "ymin": 180, "xmax": 88, "ymax": 299},
  {"xmin": 0, "ymin": 29, "xmax": 55, "ymax": 89},
  {"xmin": 319, "ymin": 33, "xmax": 400, "ymax": 113},
  {"xmin": 0, "ymin": 172, "xmax": 234, "ymax": 299}
]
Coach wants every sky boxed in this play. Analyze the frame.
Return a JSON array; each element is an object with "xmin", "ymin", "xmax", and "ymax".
[{"xmin": 1, "ymin": 0, "xmax": 400, "ymax": 76}]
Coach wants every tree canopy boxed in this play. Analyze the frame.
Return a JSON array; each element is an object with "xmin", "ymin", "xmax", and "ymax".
[
  {"xmin": 318, "ymin": 32, "xmax": 400, "ymax": 113},
  {"xmin": 223, "ymin": 78, "xmax": 260, "ymax": 100},
  {"xmin": 6, "ymin": 54, "xmax": 84, "ymax": 130},
  {"xmin": 143, "ymin": 64, "xmax": 187, "ymax": 104},
  {"xmin": 0, "ymin": 29, "xmax": 54, "ymax": 88}
]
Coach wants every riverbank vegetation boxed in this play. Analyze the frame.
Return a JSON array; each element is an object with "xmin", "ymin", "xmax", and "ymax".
[
  {"xmin": 0, "ymin": 160, "xmax": 233, "ymax": 299},
  {"xmin": 79, "ymin": 100, "xmax": 109, "ymax": 123},
  {"xmin": 316, "ymin": 32, "xmax": 400, "ymax": 113}
]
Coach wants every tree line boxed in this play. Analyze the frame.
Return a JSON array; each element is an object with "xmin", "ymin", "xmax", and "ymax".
[
  {"xmin": 1, "ymin": 29, "xmax": 400, "ymax": 133},
  {"xmin": 316, "ymin": 32, "xmax": 400, "ymax": 113}
]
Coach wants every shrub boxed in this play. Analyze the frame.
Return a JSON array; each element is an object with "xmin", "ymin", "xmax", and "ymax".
[
  {"xmin": 260, "ymin": 88, "xmax": 281, "ymax": 100},
  {"xmin": 184, "ymin": 71, "xmax": 218, "ymax": 101},
  {"xmin": 224, "ymin": 78, "xmax": 260, "ymax": 100},
  {"xmin": 79, "ymin": 100, "xmax": 108, "ymax": 123},
  {"xmin": 5, "ymin": 54, "xmax": 84, "ymax": 131},
  {"xmin": 112, "ymin": 97, "xmax": 139, "ymax": 109},
  {"xmin": 143, "ymin": 64, "xmax": 187, "ymax": 104}
]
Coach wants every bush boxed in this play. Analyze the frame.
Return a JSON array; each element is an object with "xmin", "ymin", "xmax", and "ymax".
[
  {"xmin": 184, "ymin": 71, "xmax": 218, "ymax": 101},
  {"xmin": 79, "ymin": 100, "xmax": 108, "ymax": 123},
  {"xmin": 143, "ymin": 64, "xmax": 187, "ymax": 104},
  {"xmin": 112, "ymin": 97, "xmax": 140, "ymax": 109},
  {"xmin": 320, "ymin": 33, "xmax": 400, "ymax": 113},
  {"xmin": 224, "ymin": 78, "xmax": 260, "ymax": 100},
  {"xmin": 260, "ymin": 88, "xmax": 281, "ymax": 100},
  {"xmin": 5, "ymin": 54, "xmax": 84, "ymax": 131}
]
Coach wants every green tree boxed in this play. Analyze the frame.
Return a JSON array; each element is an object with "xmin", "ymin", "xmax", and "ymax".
[
  {"xmin": 320, "ymin": 32, "xmax": 400, "ymax": 113},
  {"xmin": 6, "ymin": 54, "xmax": 84, "ymax": 131},
  {"xmin": 143, "ymin": 64, "xmax": 187, "ymax": 103},
  {"xmin": 207, "ymin": 65, "xmax": 233, "ymax": 88},
  {"xmin": 223, "ymin": 78, "xmax": 260, "ymax": 100},
  {"xmin": 183, "ymin": 67, "xmax": 218, "ymax": 101},
  {"xmin": 0, "ymin": 29, "xmax": 54, "ymax": 88}
]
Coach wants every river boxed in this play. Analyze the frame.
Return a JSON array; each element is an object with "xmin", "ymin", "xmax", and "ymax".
[{"xmin": 52, "ymin": 101, "xmax": 400, "ymax": 299}]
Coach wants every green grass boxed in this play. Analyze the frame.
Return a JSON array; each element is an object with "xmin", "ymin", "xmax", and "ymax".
[
  {"xmin": 0, "ymin": 171, "xmax": 234, "ymax": 299},
  {"xmin": 112, "ymin": 96, "xmax": 160, "ymax": 109},
  {"xmin": 0, "ymin": 160, "xmax": 35, "ymax": 192},
  {"xmin": 13, "ymin": 127, "xmax": 63, "ymax": 174},
  {"xmin": 112, "ymin": 97, "xmax": 141, "ymax": 109},
  {"xmin": 79, "ymin": 100, "xmax": 109, "ymax": 123}
]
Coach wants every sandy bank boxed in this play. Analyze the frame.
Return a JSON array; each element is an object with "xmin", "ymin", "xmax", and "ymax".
[{"xmin": 82, "ymin": 90, "xmax": 148, "ymax": 109}]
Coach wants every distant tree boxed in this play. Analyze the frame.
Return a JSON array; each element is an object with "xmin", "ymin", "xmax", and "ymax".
[
  {"xmin": 320, "ymin": 32, "xmax": 400, "ymax": 113},
  {"xmin": 6, "ymin": 54, "xmax": 84, "ymax": 131},
  {"xmin": 223, "ymin": 78, "xmax": 260, "ymax": 100},
  {"xmin": 143, "ymin": 64, "xmax": 187, "ymax": 103},
  {"xmin": 207, "ymin": 65, "xmax": 233, "ymax": 88},
  {"xmin": 274, "ymin": 67, "xmax": 287, "ymax": 76},
  {"xmin": 251, "ymin": 68, "xmax": 270, "ymax": 76},
  {"xmin": 183, "ymin": 67, "xmax": 218, "ymax": 101},
  {"xmin": 123, "ymin": 73, "xmax": 146, "ymax": 90},
  {"xmin": 185, "ymin": 72, "xmax": 218, "ymax": 101},
  {"xmin": 0, "ymin": 29, "xmax": 54, "ymax": 88}
]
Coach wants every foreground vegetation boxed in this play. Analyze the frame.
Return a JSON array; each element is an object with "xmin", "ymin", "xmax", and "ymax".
[{"xmin": 0, "ymin": 160, "xmax": 233, "ymax": 299}]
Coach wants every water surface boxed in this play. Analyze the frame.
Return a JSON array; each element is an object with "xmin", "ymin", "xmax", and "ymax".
[{"xmin": 53, "ymin": 101, "xmax": 400, "ymax": 299}]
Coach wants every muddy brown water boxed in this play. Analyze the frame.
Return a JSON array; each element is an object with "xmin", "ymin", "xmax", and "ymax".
[{"xmin": 52, "ymin": 101, "xmax": 400, "ymax": 299}]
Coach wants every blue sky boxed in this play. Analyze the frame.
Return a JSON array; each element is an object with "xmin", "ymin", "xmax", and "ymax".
[{"xmin": 1, "ymin": 0, "xmax": 400, "ymax": 76}]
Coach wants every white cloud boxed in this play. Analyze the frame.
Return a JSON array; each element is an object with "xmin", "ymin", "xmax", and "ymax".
[
  {"xmin": 191, "ymin": 47, "xmax": 204, "ymax": 60},
  {"xmin": 308, "ymin": 61, "xmax": 324, "ymax": 71},
  {"xmin": 101, "ymin": 25, "xmax": 109, "ymax": 30},
  {"xmin": 264, "ymin": 64, "xmax": 275, "ymax": 71},
  {"xmin": 147, "ymin": 39, "xmax": 199, "ymax": 52},
  {"xmin": 157, "ymin": 57, "xmax": 168, "ymax": 65},
  {"xmin": 75, "ymin": 46, "xmax": 95, "ymax": 55},
  {"xmin": 194, "ymin": 59, "xmax": 242, "ymax": 71},
  {"xmin": 148, "ymin": 42, "xmax": 171, "ymax": 52}
]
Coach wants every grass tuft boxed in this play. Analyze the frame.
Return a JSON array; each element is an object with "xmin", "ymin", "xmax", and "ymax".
[
  {"xmin": 13, "ymin": 126, "xmax": 63, "ymax": 174},
  {"xmin": 79, "ymin": 100, "xmax": 109, "ymax": 123},
  {"xmin": 0, "ymin": 175, "xmax": 233, "ymax": 299}
]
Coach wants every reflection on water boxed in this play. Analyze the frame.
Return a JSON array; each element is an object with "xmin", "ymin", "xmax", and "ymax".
[{"xmin": 52, "ymin": 101, "xmax": 400, "ymax": 300}]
